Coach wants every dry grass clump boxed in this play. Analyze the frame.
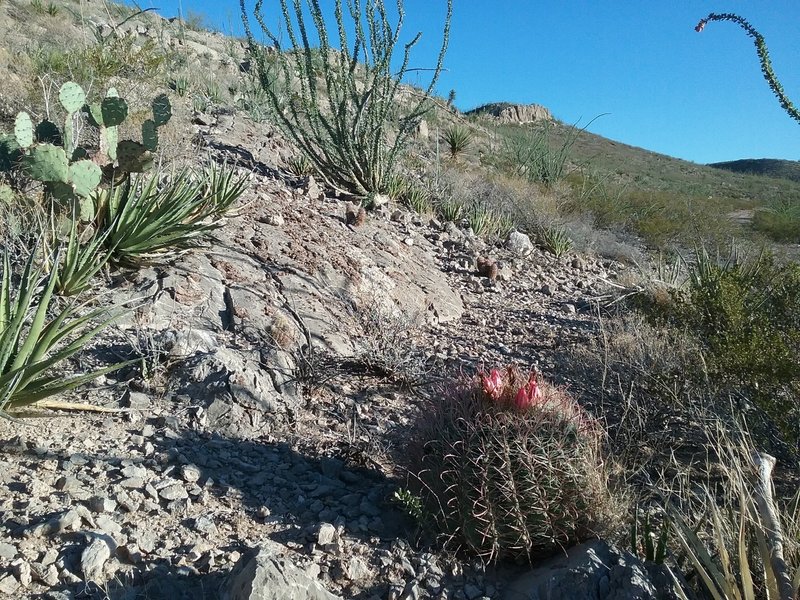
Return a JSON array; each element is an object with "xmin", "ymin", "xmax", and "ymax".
[{"xmin": 652, "ymin": 425, "xmax": 800, "ymax": 600}]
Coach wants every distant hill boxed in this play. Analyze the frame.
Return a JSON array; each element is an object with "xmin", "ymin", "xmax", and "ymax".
[{"xmin": 708, "ymin": 158, "xmax": 800, "ymax": 183}]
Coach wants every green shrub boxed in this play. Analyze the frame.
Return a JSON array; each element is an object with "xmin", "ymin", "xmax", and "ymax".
[
  {"xmin": 409, "ymin": 365, "xmax": 614, "ymax": 562},
  {"xmin": 644, "ymin": 246, "xmax": 800, "ymax": 442},
  {"xmin": 240, "ymin": 0, "xmax": 453, "ymax": 198},
  {"xmin": 753, "ymin": 202, "xmax": 800, "ymax": 243}
]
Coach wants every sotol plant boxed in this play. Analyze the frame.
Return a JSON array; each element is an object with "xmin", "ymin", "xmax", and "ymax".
[
  {"xmin": 240, "ymin": 0, "xmax": 452, "ymax": 198},
  {"xmin": 409, "ymin": 365, "xmax": 614, "ymax": 562}
]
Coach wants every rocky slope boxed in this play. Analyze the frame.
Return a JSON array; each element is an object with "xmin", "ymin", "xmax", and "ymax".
[{"xmin": 0, "ymin": 104, "xmax": 652, "ymax": 599}]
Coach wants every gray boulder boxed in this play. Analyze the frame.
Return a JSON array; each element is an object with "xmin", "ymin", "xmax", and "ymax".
[
  {"xmin": 507, "ymin": 231, "xmax": 534, "ymax": 257},
  {"xmin": 504, "ymin": 540, "xmax": 690, "ymax": 600},
  {"xmin": 224, "ymin": 545, "xmax": 342, "ymax": 600}
]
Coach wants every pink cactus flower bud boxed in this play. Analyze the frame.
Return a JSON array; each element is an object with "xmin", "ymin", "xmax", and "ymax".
[
  {"xmin": 513, "ymin": 374, "xmax": 542, "ymax": 410},
  {"xmin": 481, "ymin": 369, "xmax": 504, "ymax": 401}
]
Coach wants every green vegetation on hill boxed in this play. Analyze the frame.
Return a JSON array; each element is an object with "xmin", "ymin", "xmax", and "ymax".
[{"xmin": 709, "ymin": 158, "xmax": 800, "ymax": 183}]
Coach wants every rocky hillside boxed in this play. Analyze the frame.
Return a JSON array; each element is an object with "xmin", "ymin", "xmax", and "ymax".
[{"xmin": 0, "ymin": 2, "xmax": 798, "ymax": 599}]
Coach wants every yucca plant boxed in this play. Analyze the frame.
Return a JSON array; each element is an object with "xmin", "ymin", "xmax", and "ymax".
[
  {"xmin": 96, "ymin": 165, "xmax": 246, "ymax": 266},
  {"xmin": 199, "ymin": 161, "xmax": 249, "ymax": 218},
  {"xmin": 0, "ymin": 250, "xmax": 124, "ymax": 417},
  {"xmin": 467, "ymin": 203, "xmax": 496, "ymax": 237},
  {"xmin": 51, "ymin": 210, "xmax": 114, "ymax": 297},
  {"xmin": 443, "ymin": 124, "xmax": 473, "ymax": 158},
  {"xmin": 537, "ymin": 223, "xmax": 573, "ymax": 258}
]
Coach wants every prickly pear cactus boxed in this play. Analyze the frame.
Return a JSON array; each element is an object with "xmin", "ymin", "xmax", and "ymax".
[
  {"xmin": 117, "ymin": 141, "xmax": 153, "ymax": 173},
  {"xmin": 5, "ymin": 80, "xmax": 171, "ymax": 198},
  {"xmin": 68, "ymin": 160, "xmax": 102, "ymax": 198},
  {"xmin": 0, "ymin": 135, "xmax": 21, "ymax": 172},
  {"xmin": 14, "ymin": 112, "xmax": 34, "ymax": 149},
  {"xmin": 152, "ymin": 94, "xmax": 172, "ymax": 127},
  {"xmin": 22, "ymin": 144, "xmax": 69, "ymax": 183},
  {"xmin": 100, "ymin": 96, "xmax": 128, "ymax": 127},
  {"xmin": 141, "ymin": 120, "xmax": 158, "ymax": 152},
  {"xmin": 35, "ymin": 120, "xmax": 62, "ymax": 145},
  {"xmin": 58, "ymin": 82, "xmax": 86, "ymax": 114}
]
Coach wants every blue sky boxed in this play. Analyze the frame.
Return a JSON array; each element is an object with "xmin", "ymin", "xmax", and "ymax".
[{"xmin": 132, "ymin": 1, "xmax": 800, "ymax": 164}]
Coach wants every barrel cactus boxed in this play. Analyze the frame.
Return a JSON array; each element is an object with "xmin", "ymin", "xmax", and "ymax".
[{"xmin": 410, "ymin": 365, "xmax": 615, "ymax": 562}]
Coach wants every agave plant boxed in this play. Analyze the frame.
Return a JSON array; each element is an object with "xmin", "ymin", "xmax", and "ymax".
[{"xmin": 0, "ymin": 250, "xmax": 124, "ymax": 416}]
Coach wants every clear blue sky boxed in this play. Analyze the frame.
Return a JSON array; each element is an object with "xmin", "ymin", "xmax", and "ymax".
[{"xmin": 131, "ymin": 1, "xmax": 800, "ymax": 164}]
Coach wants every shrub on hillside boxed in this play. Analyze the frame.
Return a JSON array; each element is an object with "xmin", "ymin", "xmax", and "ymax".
[
  {"xmin": 408, "ymin": 365, "xmax": 615, "ymax": 562},
  {"xmin": 641, "ymin": 246, "xmax": 800, "ymax": 443}
]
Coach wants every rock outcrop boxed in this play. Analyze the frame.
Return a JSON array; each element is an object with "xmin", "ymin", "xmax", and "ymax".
[
  {"xmin": 224, "ymin": 544, "xmax": 342, "ymax": 600},
  {"xmin": 467, "ymin": 102, "xmax": 553, "ymax": 124}
]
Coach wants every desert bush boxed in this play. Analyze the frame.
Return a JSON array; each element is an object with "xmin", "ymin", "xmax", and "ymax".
[
  {"xmin": 240, "ymin": 0, "xmax": 452, "ymax": 198},
  {"xmin": 409, "ymin": 365, "xmax": 616, "ymax": 562},
  {"xmin": 753, "ymin": 201, "xmax": 800, "ymax": 243},
  {"xmin": 638, "ymin": 246, "xmax": 800, "ymax": 443},
  {"xmin": 29, "ymin": 34, "xmax": 166, "ymax": 90},
  {"xmin": 0, "ymin": 249, "xmax": 124, "ymax": 417},
  {"xmin": 349, "ymin": 295, "xmax": 428, "ymax": 387}
]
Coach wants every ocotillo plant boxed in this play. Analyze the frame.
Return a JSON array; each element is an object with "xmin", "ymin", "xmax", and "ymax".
[
  {"xmin": 240, "ymin": 0, "xmax": 453, "ymax": 199},
  {"xmin": 695, "ymin": 13, "xmax": 800, "ymax": 125}
]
